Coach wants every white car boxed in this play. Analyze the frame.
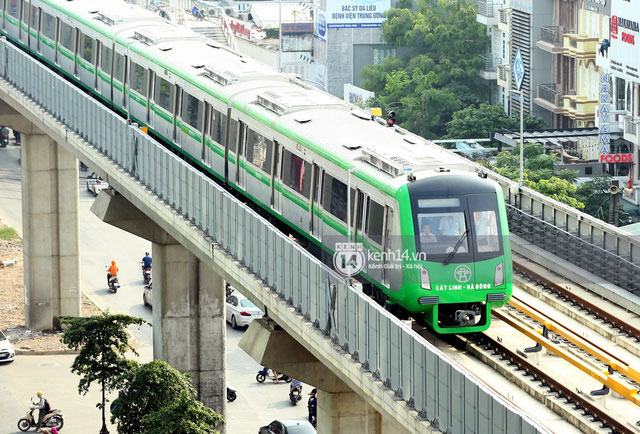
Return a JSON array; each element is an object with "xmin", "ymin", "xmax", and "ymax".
[
  {"xmin": 226, "ymin": 294, "xmax": 263, "ymax": 329},
  {"xmin": 86, "ymin": 172, "xmax": 109, "ymax": 196},
  {"xmin": 0, "ymin": 330, "xmax": 15, "ymax": 363}
]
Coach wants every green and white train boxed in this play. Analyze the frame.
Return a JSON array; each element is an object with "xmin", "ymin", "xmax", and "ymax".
[{"xmin": 2, "ymin": 0, "xmax": 513, "ymax": 333}]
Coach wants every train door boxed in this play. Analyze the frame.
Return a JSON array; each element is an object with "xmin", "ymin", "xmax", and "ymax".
[
  {"xmin": 236, "ymin": 121, "xmax": 247, "ymax": 189},
  {"xmin": 172, "ymin": 86, "xmax": 182, "ymax": 143},
  {"xmin": 18, "ymin": 0, "xmax": 28, "ymax": 46},
  {"xmin": 310, "ymin": 163, "xmax": 322, "ymax": 240},
  {"xmin": 353, "ymin": 190, "xmax": 366, "ymax": 242},
  {"xmin": 202, "ymin": 102, "xmax": 212, "ymax": 163},
  {"xmin": 27, "ymin": 2, "xmax": 38, "ymax": 52},
  {"xmin": 147, "ymin": 70, "xmax": 156, "ymax": 128},
  {"xmin": 271, "ymin": 142, "xmax": 282, "ymax": 213},
  {"xmin": 381, "ymin": 206, "xmax": 393, "ymax": 287}
]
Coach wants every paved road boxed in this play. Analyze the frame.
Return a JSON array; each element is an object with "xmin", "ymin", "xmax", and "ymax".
[{"xmin": 0, "ymin": 145, "xmax": 309, "ymax": 433}]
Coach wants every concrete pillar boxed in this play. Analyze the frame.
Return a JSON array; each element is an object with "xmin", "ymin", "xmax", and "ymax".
[
  {"xmin": 22, "ymin": 133, "xmax": 80, "ymax": 331},
  {"xmin": 317, "ymin": 390, "xmax": 381, "ymax": 434},
  {"xmin": 152, "ymin": 242, "xmax": 226, "ymax": 421}
]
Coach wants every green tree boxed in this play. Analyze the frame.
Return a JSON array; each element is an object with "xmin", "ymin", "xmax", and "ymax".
[
  {"xmin": 444, "ymin": 104, "xmax": 546, "ymax": 139},
  {"xmin": 360, "ymin": 0, "xmax": 489, "ymax": 138},
  {"xmin": 141, "ymin": 391, "xmax": 224, "ymax": 434},
  {"xmin": 576, "ymin": 173, "xmax": 612, "ymax": 217},
  {"xmin": 60, "ymin": 312, "xmax": 148, "ymax": 434},
  {"xmin": 526, "ymin": 177, "xmax": 584, "ymax": 209},
  {"xmin": 111, "ymin": 360, "xmax": 198, "ymax": 434}
]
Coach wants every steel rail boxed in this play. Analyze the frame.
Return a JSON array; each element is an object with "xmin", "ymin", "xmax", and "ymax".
[
  {"xmin": 513, "ymin": 261, "xmax": 640, "ymax": 341},
  {"xmin": 466, "ymin": 333, "xmax": 634, "ymax": 434},
  {"xmin": 509, "ymin": 295, "xmax": 640, "ymax": 385},
  {"xmin": 493, "ymin": 310, "xmax": 640, "ymax": 406}
]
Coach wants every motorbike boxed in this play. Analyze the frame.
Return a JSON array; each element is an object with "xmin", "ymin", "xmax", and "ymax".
[
  {"xmin": 226, "ymin": 382, "xmax": 237, "ymax": 402},
  {"xmin": 141, "ymin": 264, "xmax": 151, "ymax": 285},
  {"xmin": 0, "ymin": 129, "xmax": 8, "ymax": 148},
  {"xmin": 108, "ymin": 275, "xmax": 120, "ymax": 293},
  {"xmin": 289, "ymin": 384, "xmax": 303, "ymax": 405},
  {"xmin": 17, "ymin": 401, "xmax": 64, "ymax": 431},
  {"xmin": 256, "ymin": 367, "xmax": 290, "ymax": 383},
  {"xmin": 225, "ymin": 282, "xmax": 233, "ymax": 298}
]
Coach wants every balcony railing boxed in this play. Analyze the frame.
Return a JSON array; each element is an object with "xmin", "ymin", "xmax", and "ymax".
[
  {"xmin": 540, "ymin": 26, "xmax": 561, "ymax": 44},
  {"xmin": 477, "ymin": 0, "xmax": 496, "ymax": 17},
  {"xmin": 498, "ymin": 8, "xmax": 509, "ymax": 25},
  {"xmin": 498, "ymin": 64, "xmax": 510, "ymax": 82},
  {"xmin": 626, "ymin": 117, "xmax": 638, "ymax": 136},
  {"xmin": 479, "ymin": 55, "xmax": 500, "ymax": 71},
  {"xmin": 537, "ymin": 84, "xmax": 562, "ymax": 107}
]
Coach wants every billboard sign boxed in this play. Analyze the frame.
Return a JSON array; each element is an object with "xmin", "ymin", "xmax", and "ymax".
[
  {"xmin": 512, "ymin": 47, "xmax": 525, "ymax": 91},
  {"xmin": 344, "ymin": 84, "xmax": 375, "ymax": 107},
  {"xmin": 582, "ymin": 0, "xmax": 611, "ymax": 15},
  {"xmin": 326, "ymin": 0, "xmax": 391, "ymax": 28},
  {"xmin": 314, "ymin": 8, "xmax": 327, "ymax": 42},
  {"xmin": 598, "ymin": 72, "xmax": 611, "ymax": 155},
  {"xmin": 609, "ymin": 0, "xmax": 640, "ymax": 81}
]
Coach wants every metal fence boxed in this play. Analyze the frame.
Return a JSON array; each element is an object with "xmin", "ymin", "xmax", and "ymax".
[{"xmin": 0, "ymin": 39, "xmax": 544, "ymax": 433}]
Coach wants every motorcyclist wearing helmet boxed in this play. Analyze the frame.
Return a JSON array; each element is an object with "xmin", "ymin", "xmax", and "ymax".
[
  {"xmin": 107, "ymin": 260, "xmax": 119, "ymax": 286},
  {"xmin": 35, "ymin": 391, "xmax": 48, "ymax": 432},
  {"xmin": 142, "ymin": 252, "xmax": 152, "ymax": 269}
]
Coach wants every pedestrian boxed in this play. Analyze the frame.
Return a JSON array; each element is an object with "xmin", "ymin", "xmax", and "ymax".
[{"xmin": 308, "ymin": 388, "xmax": 317, "ymax": 427}]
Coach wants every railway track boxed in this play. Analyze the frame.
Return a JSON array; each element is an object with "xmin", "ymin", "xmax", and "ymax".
[{"xmin": 457, "ymin": 260, "xmax": 640, "ymax": 433}]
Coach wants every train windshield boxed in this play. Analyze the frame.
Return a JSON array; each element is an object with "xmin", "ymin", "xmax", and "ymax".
[{"xmin": 414, "ymin": 194, "xmax": 502, "ymax": 262}]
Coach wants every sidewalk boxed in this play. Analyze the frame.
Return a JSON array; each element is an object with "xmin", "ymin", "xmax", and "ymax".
[{"xmin": 0, "ymin": 355, "xmax": 116, "ymax": 434}]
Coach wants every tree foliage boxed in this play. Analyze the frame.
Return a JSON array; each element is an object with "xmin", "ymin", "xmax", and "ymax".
[
  {"xmin": 360, "ymin": 0, "xmax": 488, "ymax": 138},
  {"xmin": 444, "ymin": 104, "xmax": 546, "ymax": 139},
  {"xmin": 576, "ymin": 173, "xmax": 612, "ymax": 217},
  {"xmin": 111, "ymin": 360, "xmax": 198, "ymax": 434},
  {"xmin": 60, "ymin": 312, "xmax": 148, "ymax": 432},
  {"xmin": 141, "ymin": 391, "xmax": 224, "ymax": 434}
]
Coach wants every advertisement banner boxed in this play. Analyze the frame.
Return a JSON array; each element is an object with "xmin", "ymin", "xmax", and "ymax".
[
  {"xmin": 343, "ymin": 84, "xmax": 375, "ymax": 107},
  {"xmin": 609, "ymin": 0, "xmax": 640, "ymax": 81},
  {"xmin": 326, "ymin": 0, "xmax": 391, "ymax": 28},
  {"xmin": 314, "ymin": 8, "xmax": 328, "ymax": 42},
  {"xmin": 582, "ymin": 0, "xmax": 611, "ymax": 15}
]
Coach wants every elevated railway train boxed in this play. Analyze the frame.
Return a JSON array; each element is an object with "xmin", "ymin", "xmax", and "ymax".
[{"xmin": 2, "ymin": 0, "xmax": 512, "ymax": 333}]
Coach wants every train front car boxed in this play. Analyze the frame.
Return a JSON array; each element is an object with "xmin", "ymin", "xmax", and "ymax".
[{"xmin": 395, "ymin": 172, "xmax": 513, "ymax": 334}]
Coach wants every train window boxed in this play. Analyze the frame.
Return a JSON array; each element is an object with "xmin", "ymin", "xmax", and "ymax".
[
  {"xmin": 245, "ymin": 129, "xmax": 273, "ymax": 174},
  {"xmin": 367, "ymin": 200, "xmax": 384, "ymax": 245},
  {"xmin": 322, "ymin": 174, "xmax": 348, "ymax": 223},
  {"xmin": 210, "ymin": 109, "xmax": 227, "ymax": 145},
  {"xmin": 181, "ymin": 92, "xmax": 202, "ymax": 130},
  {"xmin": 130, "ymin": 61, "xmax": 147, "ymax": 96},
  {"xmin": 42, "ymin": 13, "xmax": 55, "ymax": 40},
  {"xmin": 8, "ymin": 0, "xmax": 19, "ymax": 18},
  {"xmin": 154, "ymin": 76, "xmax": 174, "ymax": 112},
  {"xmin": 281, "ymin": 149, "xmax": 311, "ymax": 198},
  {"xmin": 100, "ymin": 44, "xmax": 112, "ymax": 73},
  {"xmin": 30, "ymin": 6, "xmax": 39, "ymax": 28},
  {"xmin": 473, "ymin": 211, "xmax": 499, "ymax": 253},
  {"xmin": 228, "ymin": 119, "xmax": 238, "ymax": 154},
  {"xmin": 59, "ymin": 22, "xmax": 74, "ymax": 51},
  {"xmin": 113, "ymin": 52, "xmax": 125, "ymax": 82},
  {"xmin": 78, "ymin": 33, "xmax": 94, "ymax": 62}
]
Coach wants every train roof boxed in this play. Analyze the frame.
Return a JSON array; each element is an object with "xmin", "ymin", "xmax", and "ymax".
[{"xmin": 44, "ymin": 0, "xmax": 484, "ymax": 196}]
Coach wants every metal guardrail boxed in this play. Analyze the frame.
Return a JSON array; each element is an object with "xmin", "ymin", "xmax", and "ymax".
[
  {"xmin": 508, "ymin": 206, "xmax": 640, "ymax": 294},
  {"xmin": 0, "ymin": 38, "xmax": 545, "ymax": 433},
  {"xmin": 536, "ymin": 84, "xmax": 562, "ymax": 107}
]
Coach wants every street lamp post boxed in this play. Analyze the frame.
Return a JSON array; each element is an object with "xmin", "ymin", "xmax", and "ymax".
[{"xmin": 509, "ymin": 89, "xmax": 525, "ymax": 186}]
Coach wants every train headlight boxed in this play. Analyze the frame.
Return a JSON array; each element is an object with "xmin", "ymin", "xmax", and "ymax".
[
  {"xmin": 420, "ymin": 266, "xmax": 431, "ymax": 290},
  {"xmin": 494, "ymin": 262, "xmax": 504, "ymax": 287}
]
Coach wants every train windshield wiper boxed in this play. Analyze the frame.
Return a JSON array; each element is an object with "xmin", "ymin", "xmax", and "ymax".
[{"xmin": 443, "ymin": 229, "xmax": 470, "ymax": 265}]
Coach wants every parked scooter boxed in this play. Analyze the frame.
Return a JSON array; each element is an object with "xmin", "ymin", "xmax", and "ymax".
[
  {"xmin": 226, "ymin": 382, "xmax": 237, "ymax": 402},
  {"xmin": 17, "ymin": 400, "xmax": 64, "ymax": 431},
  {"xmin": 289, "ymin": 380, "xmax": 303, "ymax": 405},
  {"xmin": 141, "ymin": 263, "xmax": 151, "ymax": 285},
  {"xmin": 256, "ymin": 367, "xmax": 291, "ymax": 383}
]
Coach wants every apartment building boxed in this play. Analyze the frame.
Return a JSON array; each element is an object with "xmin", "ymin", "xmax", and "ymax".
[{"xmin": 477, "ymin": 0, "xmax": 553, "ymax": 124}]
